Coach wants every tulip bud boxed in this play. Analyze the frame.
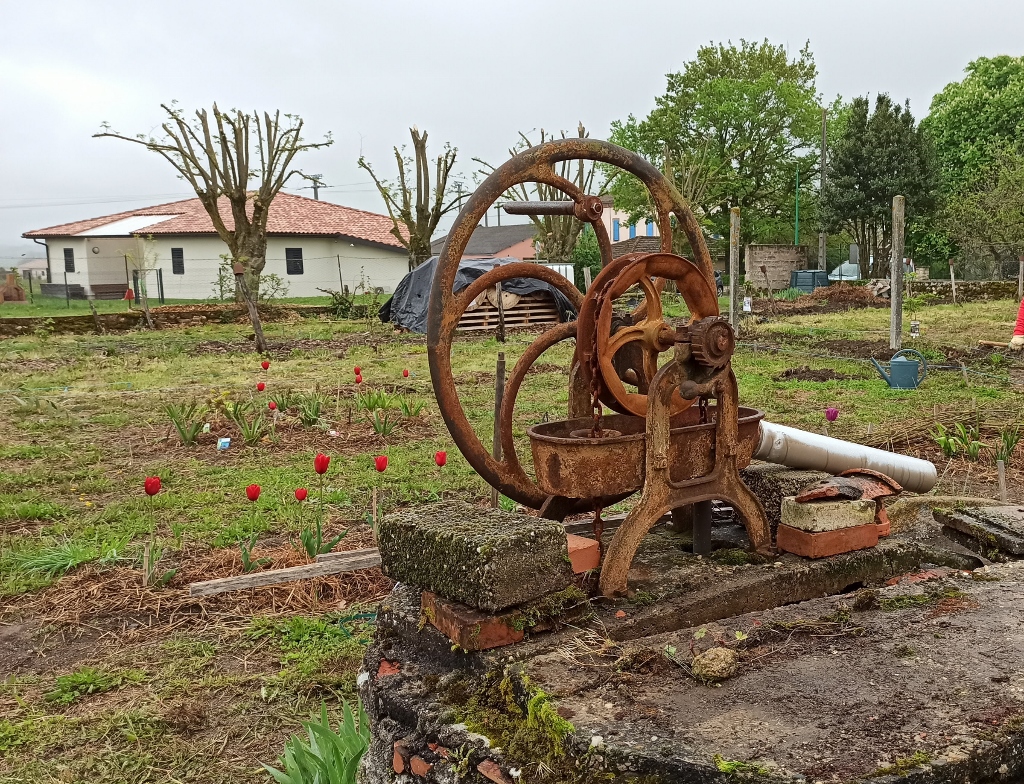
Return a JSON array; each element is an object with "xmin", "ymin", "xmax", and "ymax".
[
  {"xmin": 257, "ymin": 382, "xmax": 266, "ymax": 392},
  {"xmin": 314, "ymin": 453, "xmax": 331, "ymax": 475},
  {"xmin": 295, "ymin": 488, "xmax": 308, "ymax": 502},
  {"xmin": 374, "ymin": 455, "xmax": 388, "ymax": 472},
  {"xmin": 144, "ymin": 476, "xmax": 161, "ymax": 496},
  {"xmin": 354, "ymin": 366, "xmax": 361, "ymax": 375},
  {"xmin": 261, "ymin": 361, "xmax": 270, "ymax": 370},
  {"xmin": 825, "ymin": 406, "xmax": 839, "ymax": 423},
  {"xmin": 245, "ymin": 483, "xmax": 261, "ymax": 501},
  {"xmin": 268, "ymin": 401, "xmax": 277, "ymax": 411},
  {"xmin": 403, "ymin": 369, "xmax": 409, "ymax": 378},
  {"xmin": 434, "ymin": 451, "xmax": 447, "ymax": 467},
  {"xmin": 355, "ymin": 374, "xmax": 363, "ymax": 384}
]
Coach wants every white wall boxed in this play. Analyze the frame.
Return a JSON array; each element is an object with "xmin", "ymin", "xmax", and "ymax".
[{"xmin": 46, "ymin": 235, "xmax": 408, "ymax": 299}]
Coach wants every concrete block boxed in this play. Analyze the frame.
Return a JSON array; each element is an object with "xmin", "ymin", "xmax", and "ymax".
[
  {"xmin": 781, "ymin": 497, "xmax": 876, "ymax": 533},
  {"xmin": 740, "ymin": 462, "xmax": 831, "ymax": 533},
  {"xmin": 378, "ymin": 501, "xmax": 573, "ymax": 612},
  {"xmin": 777, "ymin": 522, "xmax": 879, "ymax": 558}
]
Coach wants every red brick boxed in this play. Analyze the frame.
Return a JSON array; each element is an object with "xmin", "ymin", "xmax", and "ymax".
[
  {"xmin": 566, "ymin": 534, "xmax": 600, "ymax": 573},
  {"xmin": 377, "ymin": 659, "xmax": 400, "ymax": 677},
  {"xmin": 422, "ymin": 592, "xmax": 524, "ymax": 651},
  {"xmin": 477, "ymin": 759, "xmax": 514, "ymax": 784},
  {"xmin": 777, "ymin": 522, "xmax": 879, "ymax": 559},
  {"xmin": 410, "ymin": 756, "xmax": 433, "ymax": 776}
]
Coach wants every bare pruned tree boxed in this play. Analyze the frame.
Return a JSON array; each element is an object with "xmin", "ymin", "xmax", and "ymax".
[
  {"xmin": 475, "ymin": 124, "xmax": 603, "ymax": 264},
  {"xmin": 359, "ymin": 127, "xmax": 459, "ymax": 270},
  {"xmin": 95, "ymin": 103, "xmax": 332, "ymax": 353}
]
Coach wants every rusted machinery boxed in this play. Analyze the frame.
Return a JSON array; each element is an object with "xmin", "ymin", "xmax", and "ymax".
[{"xmin": 427, "ymin": 138, "xmax": 936, "ymax": 597}]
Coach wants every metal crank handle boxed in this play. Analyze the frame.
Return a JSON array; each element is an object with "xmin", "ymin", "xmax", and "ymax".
[{"xmin": 503, "ymin": 197, "xmax": 603, "ymax": 221}]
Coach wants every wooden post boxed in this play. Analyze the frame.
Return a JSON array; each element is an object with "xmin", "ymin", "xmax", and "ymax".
[
  {"xmin": 495, "ymin": 281, "xmax": 506, "ymax": 343},
  {"xmin": 890, "ymin": 195, "xmax": 905, "ymax": 351},
  {"xmin": 729, "ymin": 207, "xmax": 740, "ymax": 334},
  {"xmin": 1018, "ymin": 256, "xmax": 1023, "ymax": 301},
  {"xmin": 949, "ymin": 260, "xmax": 958, "ymax": 305},
  {"xmin": 583, "ymin": 266, "xmax": 592, "ymax": 292},
  {"xmin": 693, "ymin": 500, "xmax": 713, "ymax": 556},
  {"xmin": 998, "ymin": 460, "xmax": 1008, "ymax": 503},
  {"xmin": 490, "ymin": 352, "xmax": 506, "ymax": 508},
  {"xmin": 819, "ymin": 107, "xmax": 827, "ymax": 271}
]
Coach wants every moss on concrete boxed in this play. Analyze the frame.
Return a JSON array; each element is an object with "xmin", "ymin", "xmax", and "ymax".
[{"xmin": 378, "ymin": 501, "xmax": 574, "ymax": 612}]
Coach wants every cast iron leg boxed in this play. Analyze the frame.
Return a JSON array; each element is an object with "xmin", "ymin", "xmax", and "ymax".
[{"xmin": 693, "ymin": 499, "xmax": 713, "ymax": 555}]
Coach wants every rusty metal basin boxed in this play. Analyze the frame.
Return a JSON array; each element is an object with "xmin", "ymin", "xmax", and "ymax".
[{"xmin": 527, "ymin": 407, "xmax": 765, "ymax": 499}]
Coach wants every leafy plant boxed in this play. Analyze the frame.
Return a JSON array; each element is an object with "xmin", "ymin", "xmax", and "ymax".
[
  {"xmin": 263, "ymin": 700, "xmax": 370, "ymax": 784},
  {"xmin": 44, "ymin": 667, "xmax": 143, "ymax": 705},
  {"xmin": 775, "ymin": 287, "xmax": 803, "ymax": 302},
  {"xmin": 954, "ymin": 422, "xmax": 986, "ymax": 461},
  {"xmin": 227, "ymin": 401, "xmax": 268, "ymax": 445},
  {"xmin": 299, "ymin": 519, "xmax": 346, "ymax": 558},
  {"xmin": 931, "ymin": 423, "xmax": 958, "ymax": 458},
  {"xmin": 368, "ymin": 410, "xmax": 400, "ymax": 436},
  {"xmin": 397, "ymin": 396, "xmax": 425, "ymax": 417},
  {"xmin": 240, "ymin": 533, "xmax": 271, "ymax": 573},
  {"xmin": 164, "ymin": 400, "xmax": 206, "ymax": 446},
  {"xmin": 296, "ymin": 391, "xmax": 329, "ymax": 427},
  {"xmin": 5, "ymin": 538, "xmax": 123, "ymax": 578},
  {"xmin": 270, "ymin": 389, "xmax": 299, "ymax": 412},
  {"xmin": 355, "ymin": 389, "xmax": 395, "ymax": 413},
  {"xmin": 996, "ymin": 425, "xmax": 1022, "ymax": 466}
]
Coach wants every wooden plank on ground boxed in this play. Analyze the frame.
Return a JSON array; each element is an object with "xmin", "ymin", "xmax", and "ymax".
[
  {"xmin": 188, "ymin": 548, "xmax": 382, "ymax": 597},
  {"xmin": 979, "ymin": 340, "xmax": 1009, "ymax": 348}
]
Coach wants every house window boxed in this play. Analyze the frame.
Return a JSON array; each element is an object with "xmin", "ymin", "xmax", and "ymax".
[
  {"xmin": 285, "ymin": 248, "xmax": 304, "ymax": 275},
  {"xmin": 612, "ymin": 219, "xmax": 620, "ymax": 242},
  {"xmin": 63, "ymin": 248, "xmax": 75, "ymax": 273},
  {"xmin": 629, "ymin": 223, "xmax": 637, "ymax": 239},
  {"xmin": 646, "ymin": 222, "xmax": 654, "ymax": 237},
  {"xmin": 171, "ymin": 248, "xmax": 185, "ymax": 275}
]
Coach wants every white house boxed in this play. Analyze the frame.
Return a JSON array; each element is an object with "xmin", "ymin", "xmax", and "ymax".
[{"xmin": 22, "ymin": 193, "xmax": 409, "ymax": 299}]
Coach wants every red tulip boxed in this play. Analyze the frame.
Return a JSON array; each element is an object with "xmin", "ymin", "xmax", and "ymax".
[
  {"xmin": 434, "ymin": 450, "xmax": 447, "ymax": 467},
  {"xmin": 257, "ymin": 382, "xmax": 266, "ymax": 392},
  {"xmin": 261, "ymin": 361, "xmax": 270, "ymax": 370},
  {"xmin": 268, "ymin": 401, "xmax": 277, "ymax": 411},
  {"xmin": 144, "ymin": 476, "xmax": 161, "ymax": 496},
  {"xmin": 314, "ymin": 452, "xmax": 330, "ymax": 475},
  {"xmin": 353, "ymin": 366, "xmax": 361, "ymax": 375},
  {"xmin": 374, "ymin": 455, "xmax": 388, "ymax": 472},
  {"xmin": 355, "ymin": 374, "xmax": 363, "ymax": 384},
  {"xmin": 295, "ymin": 488, "xmax": 308, "ymax": 502},
  {"xmin": 403, "ymin": 369, "xmax": 409, "ymax": 378},
  {"xmin": 245, "ymin": 484, "xmax": 261, "ymax": 501}
]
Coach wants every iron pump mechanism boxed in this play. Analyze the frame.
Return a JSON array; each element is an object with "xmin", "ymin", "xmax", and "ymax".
[{"xmin": 426, "ymin": 138, "xmax": 937, "ymax": 598}]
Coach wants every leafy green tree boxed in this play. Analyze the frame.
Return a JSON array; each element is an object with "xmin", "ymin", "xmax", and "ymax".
[
  {"xmin": 923, "ymin": 55, "xmax": 1024, "ymax": 190},
  {"xmin": 608, "ymin": 39, "xmax": 822, "ymax": 245},
  {"xmin": 821, "ymin": 95, "xmax": 939, "ymax": 278},
  {"xmin": 571, "ymin": 224, "xmax": 602, "ymax": 290}
]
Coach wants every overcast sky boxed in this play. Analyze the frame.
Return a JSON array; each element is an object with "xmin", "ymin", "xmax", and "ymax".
[{"xmin": 2, "ymin": 0, "xmax": 1022, "ymax": 263}]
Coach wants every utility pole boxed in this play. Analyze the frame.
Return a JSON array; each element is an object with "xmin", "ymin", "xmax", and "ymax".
[
  {"xmin": 729, "ymin": 207, "xmax": 741, "ymax": 335},
  {"xmin": 818, "ymin": 108, "xmax": 827, "ymax": 271},
  {"xmin": 303, "ymin": 174, "xmax": 326, "ymax": 200},
  {"xmin": 794, "ymin": 165, "xmax": 800, "ymax": 245},
  {"xmin": 890, "ymin": 195, "xmax": 905, "ymax": 351}
]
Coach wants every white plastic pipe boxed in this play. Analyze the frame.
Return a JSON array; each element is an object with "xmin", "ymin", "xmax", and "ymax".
[{"xmin": 754, "ymin": 420, "xmax": 937, "ymax": 493}]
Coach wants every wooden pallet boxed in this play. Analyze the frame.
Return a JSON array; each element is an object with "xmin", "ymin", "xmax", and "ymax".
[{"xmin": 457, "ymin": 293, "xmax": 560, "ymax": 331}]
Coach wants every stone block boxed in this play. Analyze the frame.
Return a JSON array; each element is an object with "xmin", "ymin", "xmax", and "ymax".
[
  {"xmin": 777, "ymin": 522, "xmax": 879, "ymax": 559},
  {"xmin": 378, "ymin": 501, "xmax": 572, "ymax": 612},
  {"xmin": 781, "ymin": 497, "xmax": 876, "ymax": 533},
  {"xmin": 566, "ymin": 534, "xmax": 600, "ymax": 573},
  {"xmin": 740, "ymin": 463, "xmax": 831, "ymax": 533},
  {"xmin": 934, "ymin": 505, "xmax": 1024, "ymax": 556}
]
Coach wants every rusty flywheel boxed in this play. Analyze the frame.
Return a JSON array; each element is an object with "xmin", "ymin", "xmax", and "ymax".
[{"xmin": 426, "ymin": 139, "xmax": 719, "ymax": 510}]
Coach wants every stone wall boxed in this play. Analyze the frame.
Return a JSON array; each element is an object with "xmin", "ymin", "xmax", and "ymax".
[
  {"xmin": 0, "ymin": 304, "xmax": 333, "ymax": 337},
  {"xmin": 746, "ymin": 244, "xmax": 808, "ymax": 291},
  {"xmin": 915, "ymin": 279, "xmax": 1018, "ymax": 302}
]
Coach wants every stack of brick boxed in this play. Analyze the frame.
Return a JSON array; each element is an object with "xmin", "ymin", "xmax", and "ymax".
[
  {"xmin": 377, "ymin": 501, "xmax": 598, "ymax": 651},
  {"xmin": 777, "ymin": 496, "xmax": 888, "ymax": 558}
]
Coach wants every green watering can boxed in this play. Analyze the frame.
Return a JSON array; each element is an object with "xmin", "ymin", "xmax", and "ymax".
[{"xmin": 870, "ymin": 349, "xmax": 928, "ymax": 390}]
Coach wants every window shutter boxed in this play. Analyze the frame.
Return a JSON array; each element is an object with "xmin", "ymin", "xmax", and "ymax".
[
  {"xmin": 171, "ymin": 248, "xmax": 185, "ymax": 275},
  {"xmin": 63, "ymin": 248, "xmax": 75, "ymax": 273}
]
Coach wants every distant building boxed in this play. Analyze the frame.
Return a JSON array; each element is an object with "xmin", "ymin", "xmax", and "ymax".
[
  {"xmin": 431, "ymin": 224, "xmax": 538, "ymax": 260},
  {"xmin": 16, "ymin": 258, "xmax": 48, "ymax": 280},
  {"xmin": 22, "ymin": 193, "xmax": 408, "ymax": 299},
  {"xmin": 598, "ymin": 196, "xmax": 659, "ymax": 243}
]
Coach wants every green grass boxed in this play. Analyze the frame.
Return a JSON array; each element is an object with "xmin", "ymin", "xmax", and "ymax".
[{"xmin": 44, "ymin": 667, "xmax": 145, "ymax": 705}]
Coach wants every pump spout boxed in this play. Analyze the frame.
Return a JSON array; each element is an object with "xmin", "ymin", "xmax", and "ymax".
[
  {"xmin": 869, "ymin": 357, "xmax": 891, "ymax": 385},
  {"xmin": 754, "ymin": 420, "xmax": 937, "ymax": 493}
]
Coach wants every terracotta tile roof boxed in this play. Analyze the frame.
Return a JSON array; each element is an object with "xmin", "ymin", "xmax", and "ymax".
[
  {"xmin": 23, "ymin": 193, "xmax": 404, "ymax": 249},
  {"xmin": 611, "ymin": 236, "xmax": 663, "ymax": 258},
  {"xmin": 431, "ymin": 224, "xmax": 537, "ymax": 256}
]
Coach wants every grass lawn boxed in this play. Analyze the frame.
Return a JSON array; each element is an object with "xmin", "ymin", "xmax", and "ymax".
[
  {"xmin": 0, "ymin": 294, "xmax": 338, "ymax": 318},
  {"xmin": 1, "ymin": 296, "xmax": 1022, "ymax": 781}
]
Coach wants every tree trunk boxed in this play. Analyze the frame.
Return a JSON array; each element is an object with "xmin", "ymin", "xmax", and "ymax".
[{"xmin": 235, "ymin": 269, "xmax": 268, "ymax": 353}]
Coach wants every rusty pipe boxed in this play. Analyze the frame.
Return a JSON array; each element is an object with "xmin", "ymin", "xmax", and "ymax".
[
  {"xmin": 753, "ymin": 421, "xmax": 937, "ymax": 493},
  {"xmin": 503, "ymin": 197, "xmax": 603, "ymax": 221}
]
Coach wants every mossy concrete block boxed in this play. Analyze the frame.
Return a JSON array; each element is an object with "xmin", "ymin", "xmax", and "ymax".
[
  {"xmin": 378, "ymin": 501, "xmax": 573, "ymax": 612},
  {"xmin": 740, "ymin": 462, "xmax": 831, "ymax": 533}
]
